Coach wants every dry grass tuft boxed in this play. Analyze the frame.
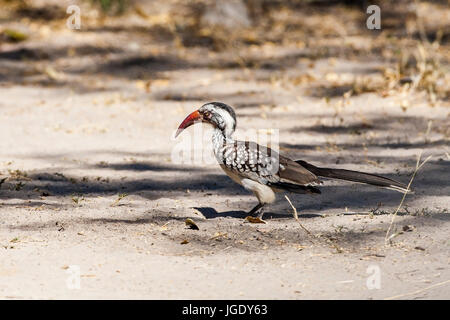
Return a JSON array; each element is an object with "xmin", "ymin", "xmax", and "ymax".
[{"xmin": 385, "ymin": 151, "xmax": 432, "ymax": 245}]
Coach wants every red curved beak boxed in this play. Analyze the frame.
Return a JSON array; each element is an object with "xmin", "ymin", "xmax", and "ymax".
[{"xmin": 175, "ymin": 110, "xmax": 202, "ymax": 138}]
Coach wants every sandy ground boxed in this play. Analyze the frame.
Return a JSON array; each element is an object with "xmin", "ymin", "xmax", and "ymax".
[{"xmin": 0, "ymin": 1, "xmax": 449, "ymax": 299}]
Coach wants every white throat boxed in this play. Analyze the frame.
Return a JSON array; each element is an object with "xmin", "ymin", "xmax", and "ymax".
[
  {"xmin": 213, "ymin": 108, "xmax": 235, "ymax": 138},
  {"xmin": 211, "ymin": 127, "xmax": 234, "ymax": 159}
]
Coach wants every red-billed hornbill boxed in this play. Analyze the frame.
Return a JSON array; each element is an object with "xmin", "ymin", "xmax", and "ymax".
[{"xmin": 175, "ymin": 102, "xmax": 410, "ymax": 220}]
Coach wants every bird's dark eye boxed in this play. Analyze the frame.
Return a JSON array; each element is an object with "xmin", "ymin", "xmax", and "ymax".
[{"xmin": 203, "ymin": 111, "xmax": 211, "ymax": 119}]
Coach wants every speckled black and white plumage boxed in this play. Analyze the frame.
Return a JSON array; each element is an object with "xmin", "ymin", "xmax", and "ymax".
[
  {"xmin": 199, "ymin": 103, "xmax": 319, "ymax": 187},
  {"xmin": 179, "ymin": 102, "xmax": 410, "ymax": 219},
  {"xmin": 197, "ymin": 102, "xmax": 323, "ymax": 213},
  {"xmin": 216, "ymin": 140, "xmax": 321, "ymax": 189}
]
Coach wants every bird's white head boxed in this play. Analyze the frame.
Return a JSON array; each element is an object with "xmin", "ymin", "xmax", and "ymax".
[{"xmin": 175, "ymin": 102, "xmax": 237, "ymax": 139}]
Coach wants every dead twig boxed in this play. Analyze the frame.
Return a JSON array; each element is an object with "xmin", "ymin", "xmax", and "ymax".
[
  {"xmin": 385, "ymin": 151, "xmax": 432, "ymax": 245},
  {"xmin": 111, "ymin": 193, "xmax": 128, "ymax": 207},
  {"xmin": 285, "ymin": 196, "xmax": 345, "ymax": 253},
  {"xmin": 384, "ymin": 279, "xmax": 450, "ymax": 300},
  {"xmin": 285, "ymin": 195, "xmax": 313, "ymax": 237}
]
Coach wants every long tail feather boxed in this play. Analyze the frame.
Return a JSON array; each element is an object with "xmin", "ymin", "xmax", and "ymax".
[{"xmin": 296, "ymin": 160, "xmax": 412, "ymax": 193}]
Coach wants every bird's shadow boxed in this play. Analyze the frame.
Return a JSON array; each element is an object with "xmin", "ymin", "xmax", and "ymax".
[
  {"xmin": 194, "ymin": 207, "xmax": 246, "ymax": 219},
  {"xmin": 194, "ymin": 207, "xmax": 323, "ymax": 219}
]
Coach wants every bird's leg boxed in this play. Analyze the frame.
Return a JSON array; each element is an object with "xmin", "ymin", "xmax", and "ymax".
[
  {"xmin": 247, "ymin": 203, "xmax": 264, "ymax": 216},
  {"xmin": 246, "ymin": 203, "xmax": 266, "ymax": 222},
  {"xmin": 255, "ymin": 207, "xmax": 265, "ymax": 219}
]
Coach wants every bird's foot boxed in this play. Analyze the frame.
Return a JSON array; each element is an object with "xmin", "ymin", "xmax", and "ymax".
[
  {"xmin": 244, "ymin": 216, "xmax": 266, "ymax": 224},
  {"xmin": 245, "ymin": 203, "xmax": 266, "ymax": 223}
]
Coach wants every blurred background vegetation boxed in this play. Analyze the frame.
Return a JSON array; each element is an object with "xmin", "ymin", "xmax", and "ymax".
[{"xmin": 0, "ymin": 0, "xmax": 448, "ymax": 104}]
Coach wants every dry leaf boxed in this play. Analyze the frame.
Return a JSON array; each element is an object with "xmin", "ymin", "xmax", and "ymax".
[
  {"xmin": 185, "ymin": 218, "xmax": 199, "ymax": 230},
  {"xmin": 160, "ymin": 222, "xmax": 170, "ymax": 231},
  {"xmin": 244, "ymin": 216, "xmax": 266, "ymax": 224},
  {"xmin": 211, "ymin": 232, "xmax": 227, "ymax": 240}
]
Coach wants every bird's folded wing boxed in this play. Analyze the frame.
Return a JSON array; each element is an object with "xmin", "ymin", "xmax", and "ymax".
[
  {"xmin": 218, "ymin": 141, "xmax": 320, "ymax": 186},
  {"xmin": 278, "ymin": 155, "xmax": 322, "ymax": 186}
]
